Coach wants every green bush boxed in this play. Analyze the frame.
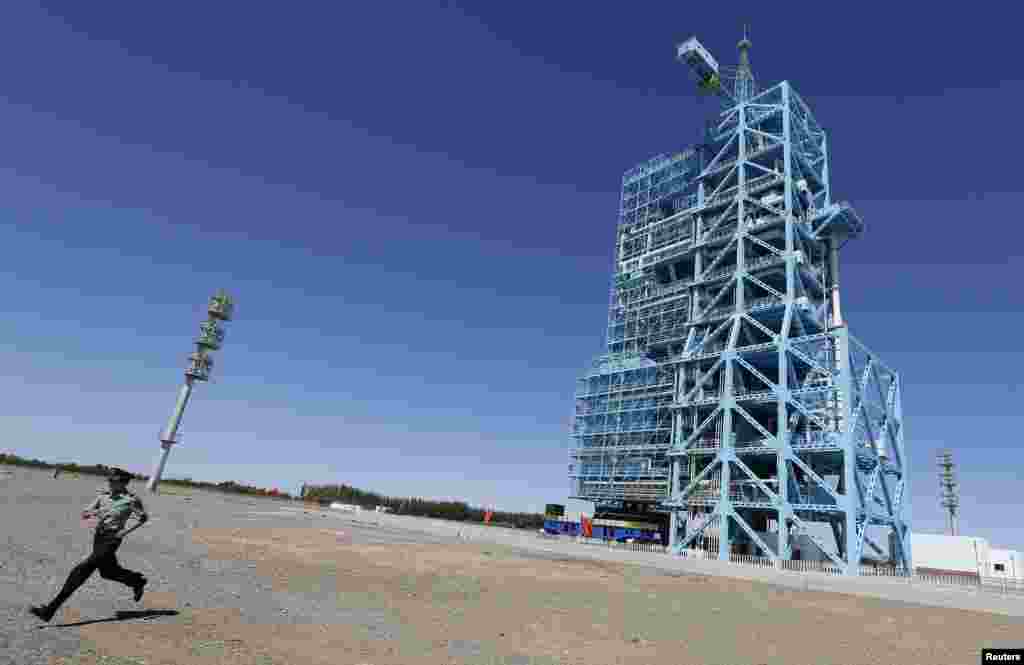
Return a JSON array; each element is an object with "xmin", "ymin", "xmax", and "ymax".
[{"xmin": 302, "ymin": 482, "xmax": 543, "ymax": 529}]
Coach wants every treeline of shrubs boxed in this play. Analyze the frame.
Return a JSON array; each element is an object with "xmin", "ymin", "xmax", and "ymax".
[
  {"xmin": 0, "ymin": 453, "xmax": 547, "ymax": 529},
  {"xmin": 302, "ymin": 483, "xmax": 545, "ymax": 530},
  {"xmin": 160, "ymin": 477, "xmax": 292, "ymax": 498},
  {"xmin": 0, "ymin": 454, "xmax": 129, "ymax": 481},
  {"xmin": 0, "ymin": 453, "xmax": 292, "ymax": 499}
]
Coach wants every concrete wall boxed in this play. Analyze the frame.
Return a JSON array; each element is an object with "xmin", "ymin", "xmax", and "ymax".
[
  {"xmin": 911, "ymin": 533, "xmax": 990, "ymax": 576},
  {"xmin": 991, "ymin": 549, "xmax": 1024, "ymax": 581}
]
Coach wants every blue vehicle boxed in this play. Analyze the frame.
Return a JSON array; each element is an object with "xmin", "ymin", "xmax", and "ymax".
[
  {"xmin": 592, "ymin": 518, "xmax": 663, "ymax": 544},
  {"xmin": 543, "ymin": 519, "xmax": 581, "ymax": 536}
]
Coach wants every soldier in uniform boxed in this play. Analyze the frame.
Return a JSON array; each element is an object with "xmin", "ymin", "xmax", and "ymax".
[{"xmin": 30, "ymin": 468, "xmax": 149, "ymax": 623}]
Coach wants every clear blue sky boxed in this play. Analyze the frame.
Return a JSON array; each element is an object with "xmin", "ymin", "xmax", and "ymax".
[{"xmin": 2, "ymin": 3, "xmax": 1022, "ymax": 550}]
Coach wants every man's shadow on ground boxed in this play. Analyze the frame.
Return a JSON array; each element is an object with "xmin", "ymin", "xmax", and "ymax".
[{"xmin": 44, "ymin": 609, "xmax": 179, "ymax": 628}]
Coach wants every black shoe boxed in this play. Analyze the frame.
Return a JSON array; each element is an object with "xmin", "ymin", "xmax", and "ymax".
[
  {"xmin": 132, "ymin": 578, "xmax": 147, "ymax": 602},
  {"xmin": 29, "ymin": 605, "xmax": 55, "ymax": 623}
]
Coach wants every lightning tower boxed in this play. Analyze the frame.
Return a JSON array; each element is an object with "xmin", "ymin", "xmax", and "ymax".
[
  {"xmin": 568, "ymin": 31, "xmax": 912, "ymax": 575},
  {"xmin": 147, "ymin": 290, "xmax": 235, "ymax": 493},
  {"xmin": 936, "ymin": 449, "xmax": 959, "ymax": 536}
]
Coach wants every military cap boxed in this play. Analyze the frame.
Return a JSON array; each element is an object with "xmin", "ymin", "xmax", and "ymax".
[{"xmin": 106, "ymin": 467, "xmax": 133, "ymax": 482}]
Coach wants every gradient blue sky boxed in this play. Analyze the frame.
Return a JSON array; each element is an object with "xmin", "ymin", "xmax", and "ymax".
[{"xmin": 2, "ymin": 3, "xmax": 1022, "ymax": 549}]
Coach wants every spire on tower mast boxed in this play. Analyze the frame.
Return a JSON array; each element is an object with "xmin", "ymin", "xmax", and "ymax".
[{"xmin": 734, "ymin": 24, "xmax": 755, "ymax": 102}]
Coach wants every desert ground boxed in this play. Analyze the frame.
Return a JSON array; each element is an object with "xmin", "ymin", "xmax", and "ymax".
[{"xmin": 2, "ymin": 465, "xmax": 1021, "ymax": 665}]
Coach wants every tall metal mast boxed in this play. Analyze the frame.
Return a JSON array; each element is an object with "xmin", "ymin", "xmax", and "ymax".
[
  {"xmin": 937, "ymin": 449, "xmax": 960, "ymax": 536},
  {"xmin": 146, "ymin": 290, "xmax": 235, "ymax": 493},
  {"xmin": 733, "ymin": 25, "xmax": 755, "ymax": 103}
]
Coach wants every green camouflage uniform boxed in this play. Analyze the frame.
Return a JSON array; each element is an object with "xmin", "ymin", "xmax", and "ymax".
[
  {"xmin": 84, "ymin": 489, "xmax": 148, "ymax": 540},
  {"xmin": 33, "ymin": 485, "xmax": 148, "ymax": 619}
]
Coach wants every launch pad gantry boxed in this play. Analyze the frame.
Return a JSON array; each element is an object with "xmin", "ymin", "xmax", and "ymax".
[{"xmin": 569, "ymin": 32, "xmax": 911, "ymax": 575}]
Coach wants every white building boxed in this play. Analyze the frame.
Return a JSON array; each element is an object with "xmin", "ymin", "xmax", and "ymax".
[
  {"xmin": 908, "ymin": 533, "xmax": 991, "ymax": 578},
  {"xmin": 990, "ymin": 549, "xmax": 1024, "ymax": 581}
]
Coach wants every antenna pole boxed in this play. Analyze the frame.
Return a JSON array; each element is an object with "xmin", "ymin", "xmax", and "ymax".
[
  {"xmin": 936, "ymin": 449, "xmax": 960, "ymax": 536},
  {"xmin": 147, "ymin": 291, "xmax": 235, "ymax": 493},
  {"xmin": 735, "ymin": 25, "xmax": 755, "ymax": 102}
]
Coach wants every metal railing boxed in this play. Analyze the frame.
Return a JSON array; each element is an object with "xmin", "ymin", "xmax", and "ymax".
[
  {"xmin": 778, "ymin": 559, "xmax": 845, "ymax": 575},
  {"xmin": 572, "ymin": 423, "xmax": 671, "ymax": 435},
  {"xmin": 574, "ymin": 537, "xmax": 669, "ymax": 554},
  {"xmin": 570, "ymin": 443, "xmax": 673, "ymax": 456},
  {"xmin": 647, "ymin": 327, "xmax": 691, "ymax": 344},
  {"xmin": 701, "ymin": 265, "xmax": 737, "ymax": 282},
  {"xmin": 684, "ymin": 484, "xmax": 774, "ymax": 504},
  {"xmin": 687, "ymin": 438, "xmax": 721, "ymax": 451},
  {"xmin": 680, "ymin": 437, "xmax": 777, "ymax": 454},
  {"xmin": 730, "ymin": 553, "xmax": 777, "ymax": 568},
  {"xmin": 677, "ymin": 548, "xmax": 719, "ymax": 562},
  {"xmin": 574, "ymin": 380, "xmax": 674, "ymax": 399},
  {"xmin": 574, "ymin": 398, "xmax": 673, "ymax": 416},
  {"xmin": 702, "ymin": 224, "xmax": 738, "ymax": 242},
  {"xmin": 734, "ymin": 390, "xmax": 776, "ymax": 402},
  {"xmin": 574, "ymin": 488, "xmax": 667, "ymax": 501},
  {"xmin": 649, "ymin": 280, "xmax": 693, "ymax": 298},
  {"xmin": 745, "ymin": 254, "xmax": 786, "ymax": 272},
  {"xmin": 746, "ymin": 296, "xmax": 781, "ymax": 311},
  {"xmin": 642, "ymin": 242, "xmax": 693, "ymax": 266},
  {"xmin": 701, "ymin": 172, "xmax": 784, "ymax": 210}
]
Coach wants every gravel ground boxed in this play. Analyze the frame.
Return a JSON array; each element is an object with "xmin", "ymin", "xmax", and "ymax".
[
  {"xmin": 1, "ymin": 468, "xmax": 459, "ymax": 664},
  {"xmin": 3, "ymin": 466, "xmax": 1023, "ymax": 665}
]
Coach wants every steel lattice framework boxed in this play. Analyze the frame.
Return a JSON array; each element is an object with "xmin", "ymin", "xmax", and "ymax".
[{"xmin": 569, "ymin": 38, "xmax": 911, "ymax": 575}]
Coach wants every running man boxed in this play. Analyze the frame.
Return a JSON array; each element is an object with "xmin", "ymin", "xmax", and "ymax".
[{"xmin": 30, "ymin": 467, "xmax": 149, "ymax": 623}]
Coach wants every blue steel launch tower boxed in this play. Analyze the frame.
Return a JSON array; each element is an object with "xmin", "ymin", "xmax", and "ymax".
[{"xmin": 568, "ymin": 33, "xmax": 912, "ymax": 575}]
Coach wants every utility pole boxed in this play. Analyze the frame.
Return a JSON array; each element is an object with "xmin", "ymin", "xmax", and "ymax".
[
  {"xmin": 937, "ymin": 449, "xmax": 960, "ymax": 536},
  {"xmin": 147, "ymin": 290, "xmax": 235, "ymax": 494}
]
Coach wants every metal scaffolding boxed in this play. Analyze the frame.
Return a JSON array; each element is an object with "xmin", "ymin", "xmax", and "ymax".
[{"xmin": 568, "ymin": 33, "xmax": 912, "ymax": 575}]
